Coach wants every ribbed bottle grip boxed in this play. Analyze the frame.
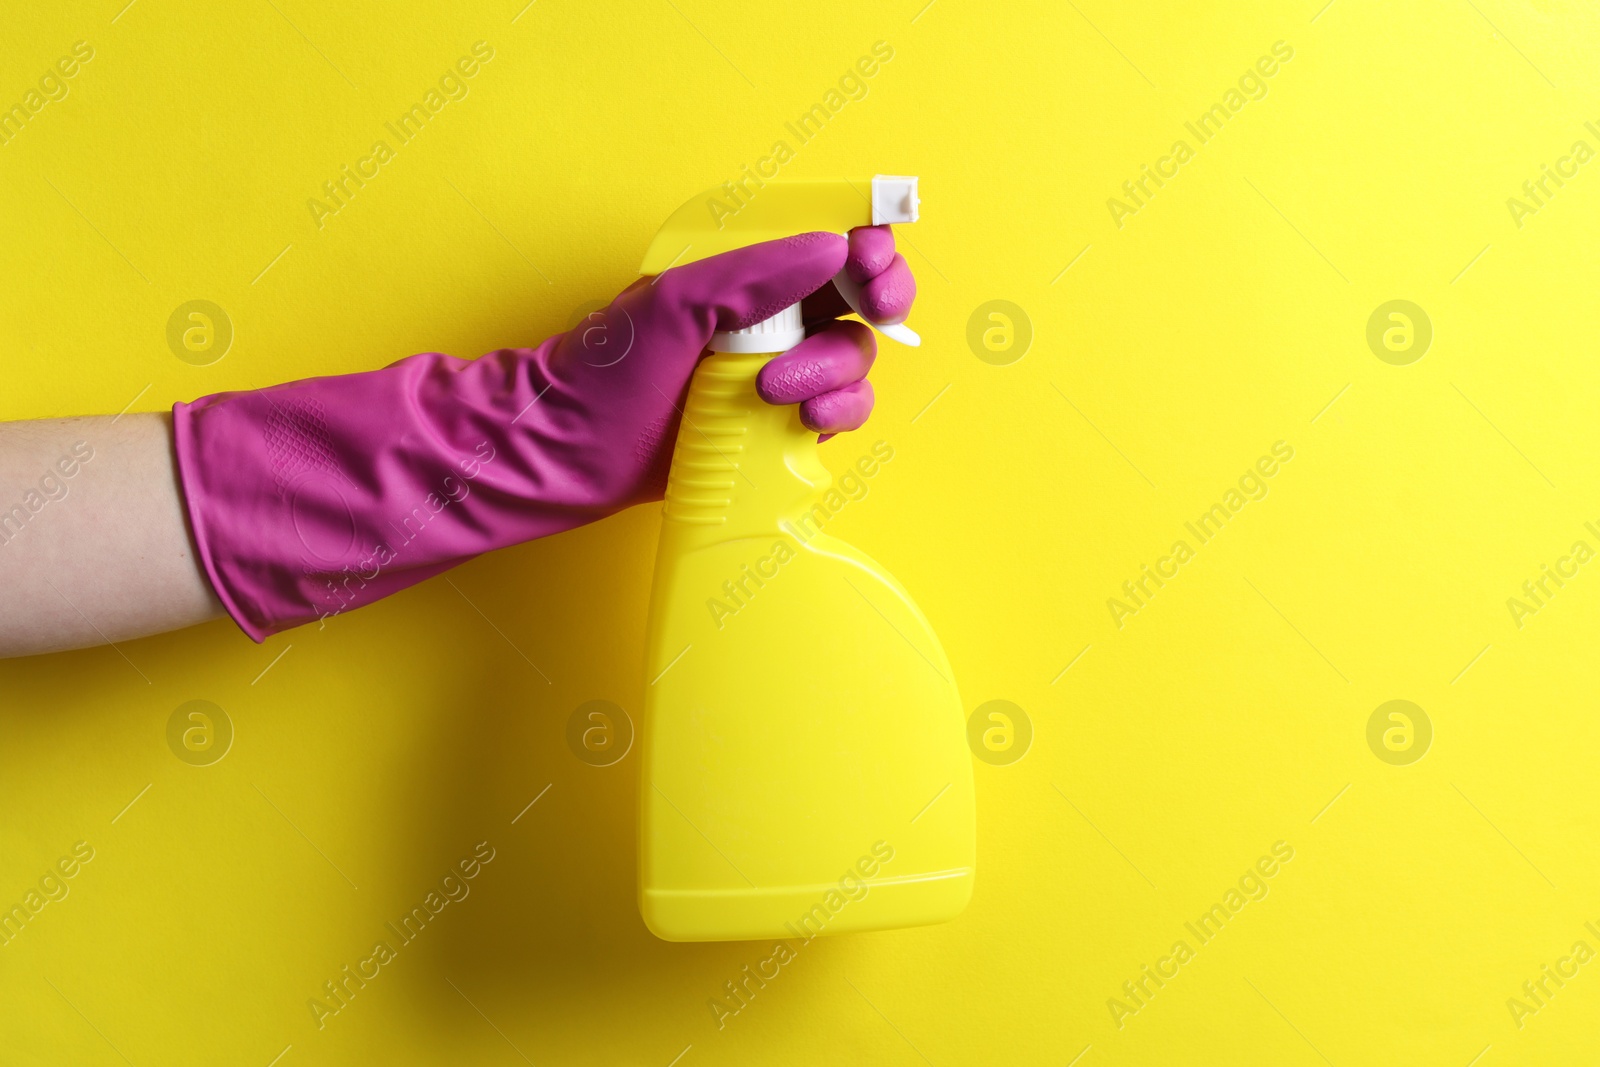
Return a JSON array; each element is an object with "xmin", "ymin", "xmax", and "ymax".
[{"xmin": 662, "ymin": 356, "xmax": 759, "ymax": 526}]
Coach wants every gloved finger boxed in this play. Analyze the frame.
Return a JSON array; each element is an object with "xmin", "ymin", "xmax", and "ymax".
[
  {"xmin": 856, "ymin": 252, "xmax": 915, "ymax": 324},
  {"xmin": 636, "ymin": 231, "xmax": 847, "ymax": 341},
  {"xmin": 800, "ymin": 379, "xmax": 874, "ymax": 434},
  {"xmin": 800, "ymin": 225, "xmax": 909, "ymax": 325},
  {"xmin": 756, "ymin": 320, "xmax": 875, "ymax": 405},
  {"xmin": 845, "ymin": 225, "xmax": 898, "ymax": 283}
]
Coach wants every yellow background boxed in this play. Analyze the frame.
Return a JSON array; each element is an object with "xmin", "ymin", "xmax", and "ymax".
[{"xmin": 3, "ymin": 0, "xmax": 1599, "ymax": 1062}]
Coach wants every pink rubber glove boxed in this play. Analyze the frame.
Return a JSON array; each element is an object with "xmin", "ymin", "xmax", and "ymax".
[{"xmin": 173, "ymin": 227, "xmax": 916, "ymax": 641}]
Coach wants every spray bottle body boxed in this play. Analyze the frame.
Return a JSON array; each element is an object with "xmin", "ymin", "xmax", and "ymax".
[{"xmin": 638, "ymin": 344, "xmax": 975, "ymax": 942}]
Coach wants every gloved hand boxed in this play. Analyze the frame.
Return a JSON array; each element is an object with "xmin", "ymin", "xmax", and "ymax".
[
  {"xmin": 173, "ymin": 227, "xmax": 917, "ymax": 641},
  {"xmin": 758, "ymin": 224, "xmax": 914, "ymax": 438}
]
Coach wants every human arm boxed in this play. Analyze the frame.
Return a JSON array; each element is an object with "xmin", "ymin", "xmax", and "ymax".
[
  {"xmin": 0, "ymin": 227, "xmax": 915, "ymax": 657},
  {"xmin": 0, "ymin": 412, "xmax": 224, "ymax": 657}
]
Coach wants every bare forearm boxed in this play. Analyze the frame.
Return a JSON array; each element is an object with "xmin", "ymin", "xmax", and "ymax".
[{"xmin": 0, "ymin": 412, "xmax": 223, "ymax": 657}]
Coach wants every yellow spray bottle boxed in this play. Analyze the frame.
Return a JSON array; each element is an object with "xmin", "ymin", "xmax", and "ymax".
[{"xmin": 637, "ymin": 176, "xmax": 975, "ymax": 942}]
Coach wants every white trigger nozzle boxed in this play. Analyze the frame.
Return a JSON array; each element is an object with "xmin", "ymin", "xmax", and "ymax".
[{"xmin": 832, "ymin": 268, "xmax": 921, "ymax": 348}]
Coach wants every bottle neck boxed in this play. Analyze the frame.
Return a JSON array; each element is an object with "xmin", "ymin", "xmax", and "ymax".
[{"xmin": 708, "ymin": 301, "xmax": 807, "ymax": 354}]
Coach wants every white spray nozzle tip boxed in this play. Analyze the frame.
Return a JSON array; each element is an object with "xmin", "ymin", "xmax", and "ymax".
[
  {"xmin": 876, "ymin": 321, "xmax": 921, "ymax": 347},
  {"xmin": 871, "ymin": 175, "xmax": 919, "ymax": 225}
]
